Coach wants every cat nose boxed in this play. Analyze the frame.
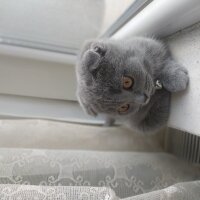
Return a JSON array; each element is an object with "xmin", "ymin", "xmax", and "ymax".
[{"xmin": 134, "ymin": 92, "xmax": 150, "ymax": 105}]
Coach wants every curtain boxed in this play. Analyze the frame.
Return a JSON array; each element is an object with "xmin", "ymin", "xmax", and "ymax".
[{"xmin": 0, "ymin": 148, "xmax": 199, "ymax": 199}]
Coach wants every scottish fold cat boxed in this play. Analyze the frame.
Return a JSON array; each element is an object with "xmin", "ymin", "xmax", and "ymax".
[{"xmin": 76, "ymin": 37, "xmax": 189, "ymax": 133}]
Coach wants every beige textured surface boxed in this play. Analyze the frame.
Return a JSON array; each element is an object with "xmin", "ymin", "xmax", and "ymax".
[{"xmin": 0, "ymin": 120, "xmax": 164, "ymax": 151}]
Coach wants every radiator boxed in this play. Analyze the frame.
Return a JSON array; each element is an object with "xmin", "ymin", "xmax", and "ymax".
[{"xmin": 165, "ymin": 128, "xmax": 200, "ymax": 164}]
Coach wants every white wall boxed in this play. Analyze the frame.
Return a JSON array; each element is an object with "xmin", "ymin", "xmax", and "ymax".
[{"xmin": 166, "ymin": 23, "xmax": 200, "ymax": 136}]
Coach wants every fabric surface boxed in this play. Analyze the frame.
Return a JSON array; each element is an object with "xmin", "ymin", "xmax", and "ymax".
[
  {"xmin": 0, "ymin": 185, "xmax": 118, "ymax": 200},
  {"xmin": 0, "ymin": 181, "xmax": 200, "ymax": 200},
  {"xmin": 125, "ymin": 181, "xmax": 200, "ymax": 200},
  {"xmin": 0, "ymin": 148, "xmax": 200, "ymax": 199}
]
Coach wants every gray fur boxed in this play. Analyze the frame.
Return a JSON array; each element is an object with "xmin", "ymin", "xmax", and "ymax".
[{"xmin": 76, "ymin": 37, "xmax": 189, "ymax": 133}]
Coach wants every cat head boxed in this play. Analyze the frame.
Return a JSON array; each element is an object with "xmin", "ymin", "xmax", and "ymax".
[{"xmin": 76, "ymin": 39, "xmax": 155, "ymax": 117}]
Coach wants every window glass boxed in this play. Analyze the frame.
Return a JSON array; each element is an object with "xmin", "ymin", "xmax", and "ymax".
[{"xmin": 0, "ymin": 0, "xmax": 134, "ymax": 52}]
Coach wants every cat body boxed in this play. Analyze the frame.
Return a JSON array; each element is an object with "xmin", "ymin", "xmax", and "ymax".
[{"xmin": 76, "ymin": 37, "xmax": 189, "ymax": 133}]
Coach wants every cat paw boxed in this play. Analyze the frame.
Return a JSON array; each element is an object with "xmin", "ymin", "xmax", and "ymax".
[{"xmin": 163, "ymin": 67, "xmax": 189, "ymax": 92}]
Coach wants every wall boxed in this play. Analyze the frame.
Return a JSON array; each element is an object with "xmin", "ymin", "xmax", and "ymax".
[{"xmin": 166, "ymin": 23, "xmax": 200, "ymax": 136}]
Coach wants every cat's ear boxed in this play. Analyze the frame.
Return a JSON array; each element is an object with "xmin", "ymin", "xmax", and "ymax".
[
  {"xmin": 84, "ymin": 49, "xmax": 101, "ymax": 73},
  {"xmin": 91, "ymin": 43, "xmax": 106, "ymax": 57},
  {"xmin": 81, "ymin": 40, "xmax": 106, "ymax": 57},
  {"xmin": 80, "ymin": 40, "xmax": 95, "ymax": 58},
  {"xmin": 81, "ymin": 40, "xmax": 106, "ymax": 74}
]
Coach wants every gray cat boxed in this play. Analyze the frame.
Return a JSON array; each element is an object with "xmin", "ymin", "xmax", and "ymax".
[{"xmin": 76, "ymin": 37, "xmax": 189, "ymax": 133}]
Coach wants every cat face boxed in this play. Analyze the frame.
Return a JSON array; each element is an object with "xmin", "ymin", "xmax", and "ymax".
[{"xmin": 76, "ymin": 39, "xmax": 155, "ymax": 117}]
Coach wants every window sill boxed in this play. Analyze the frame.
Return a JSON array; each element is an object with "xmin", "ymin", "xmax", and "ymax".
[{"xmin": 166, "ymin": 23, "xmax": 200, "ymax": 136}]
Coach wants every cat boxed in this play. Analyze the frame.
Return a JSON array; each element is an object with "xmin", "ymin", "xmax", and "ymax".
[{"xmin": 76, "ymin": 37, "xmax": 189, "ymax": 133}]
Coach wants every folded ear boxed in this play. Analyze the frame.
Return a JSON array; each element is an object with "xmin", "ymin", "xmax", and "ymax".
[
  {"xmin": 79, "ymin": 39, "xmax": 96, "ymax": 58},
  {"xmin": 80, "ymin": 41, "xmax": 106, "ymax": 75},
  {"xmin": 80, "ymin": 39, "xmax": 106, "ymax": 57},
  {"xmin": 92, "ymin": 44, "xmax": 106, "ymax": 57},
  {"xmin": 82, "ymin": 49, "xmax": 101, "ymax": 73}
]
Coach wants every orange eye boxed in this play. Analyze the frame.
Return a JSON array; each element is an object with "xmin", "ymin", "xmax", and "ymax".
[
  {"xmin": 123, "ymin": 76, "xmax": 134, "ymax": 89},
  {"xmin": 117, "ymin": 104, "xmax": 130, "ymax": 114}
]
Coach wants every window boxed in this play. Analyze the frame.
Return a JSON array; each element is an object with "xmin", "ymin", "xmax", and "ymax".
[{"xmin": 0, "ymin": 0, "xmax": 138, "ymax": 54}]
